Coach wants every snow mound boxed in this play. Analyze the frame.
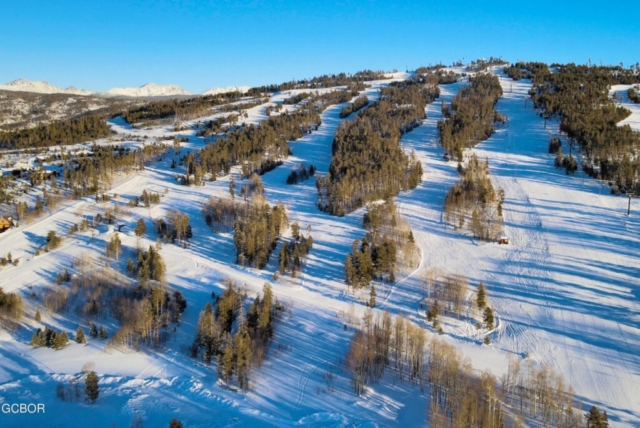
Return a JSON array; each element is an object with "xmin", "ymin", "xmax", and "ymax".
[
  {"xmin": 104, "ymin": 83, "xmax": 193, "ymax": 98},
  {"xmin": 201, "ymin": 85, "xmax": 251, "ymax": 96}
]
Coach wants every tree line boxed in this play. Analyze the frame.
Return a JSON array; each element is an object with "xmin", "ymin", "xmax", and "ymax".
[
  {"xmin": 245, "ymin": 70, "xmax": 387, "ymax": 97},
  {"xmin": 346, "ymin": 310, "xmax": 427, "ymax": 396},
  {"xmin": 415, "ymin": 67, "xmax": 461, "ymax": 85},
  {"xmin": 503, "ymin": 61, "xmax": 549, "ymax": 81},
  {"xmin": 0, "ymin": 116, "xmax": 112, "ymax": 149},
  {"xmin": 283, "ymin": 92, "xmax": 311, "ymax": 105},
  {"xmin": 465, "ymin": 57, "xmax": 508, "ymax": 73},
  {"xmin": 438, "ymin": 73, "xmax": 504, "ymax": 162},
  {"xmin": 286, "ymin": 163, "xmax": 316, "ymax": 185},
  {"xmin": 197, "ymin": 90, "xmax": 345, "ymax": 180},
  {"xmin": 528, "ymin": 62, "xmax": 640, "ymax": 194},
  {"xmin": 196, "ymin": 114, "xmax": 239, "ymax": 137},
  {"xmin": 198, "ymin": 89, "xmax": 357, "ymax": 181},
  {"xmin": 339, "ymin": 95, "xmax": 369, "ymax": 118},
  {"xmin": 428, "ymin": 338, "xmax": 582, "ymax": 427},
  {"xmin": 317, "ymin": 81, "xmax": 439, "ymax": 215},
  {"xmin": 122, "ymin": 90, "xmax": 249, "ymax": 124}
]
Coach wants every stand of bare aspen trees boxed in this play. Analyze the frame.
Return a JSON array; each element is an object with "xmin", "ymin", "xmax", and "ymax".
[{"xmin": 345, "ymin": 310, "xmax": 582, "ymax": 427}]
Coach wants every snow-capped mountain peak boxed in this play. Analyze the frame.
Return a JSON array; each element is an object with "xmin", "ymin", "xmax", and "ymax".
[
  {"xmin": 201, "ymin": 85, "xmax": 251, "ymax": 96},
  {"xmin": 104, "ymin": 83, "xmax": 193, "ymax": 98},
  {"xmin": 0, "ymin": 78, "xmax": 92, "ymax": 95}
]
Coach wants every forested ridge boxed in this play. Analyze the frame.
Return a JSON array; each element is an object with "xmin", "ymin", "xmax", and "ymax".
[
  {"xmin": 0, "ymin": 116, "xmax": 112, "ymax": 150},
  {"xmin": 317, "ymin": 81, "xmax": 439, "ymax": 216},
  {"xmin": 526, "ymin": 62, "xmax": 640, "ymax": 193},
  {"xmin": 438, "ymin": 73, "xmax": 504, "ymax": 161},
  {"xmin": 198, "ymin": 89, "xmax": 354, "ymax": 179},
  {"xmin": 122, "ymin": 91, "xmax": 252, "ymax": 124},
  {"xmin": 245, "ymin": 70, "xmax": 387, "ymax": 96}
]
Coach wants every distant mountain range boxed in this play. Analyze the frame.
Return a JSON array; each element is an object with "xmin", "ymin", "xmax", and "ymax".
[
  {"xmin": 0, "ymin": 79, "xmax": 251, "ymax": 98},
  {"xmin": 0, "ymin": 79, "xmax": 94, "ymax": 96}
]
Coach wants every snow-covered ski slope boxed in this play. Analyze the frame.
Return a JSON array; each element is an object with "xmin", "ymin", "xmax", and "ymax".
[{"xmin": 0, "ymin": 70, "xmax": 639, "ymax": 427}]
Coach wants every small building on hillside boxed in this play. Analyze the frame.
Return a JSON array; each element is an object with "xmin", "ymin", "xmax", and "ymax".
[
  {"xmin": 0, "ymin": 217, "xmax": 12, "ymax": 233},
  {"xmin": 499, "ymin": 236, "xmax": 509, "ymax": 245}
]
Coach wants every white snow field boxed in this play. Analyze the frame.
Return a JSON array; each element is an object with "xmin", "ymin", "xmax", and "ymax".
[{"xmin": 0, "ymin": 70, "xmax": 639, "ymax": 427}]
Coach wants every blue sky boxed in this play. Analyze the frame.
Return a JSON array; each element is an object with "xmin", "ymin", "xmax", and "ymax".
[{"xmin": 1, "ymin": 0, "xmax": 638, "ymax": 93}]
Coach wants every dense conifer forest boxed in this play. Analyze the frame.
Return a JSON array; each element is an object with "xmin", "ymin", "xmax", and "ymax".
[
  {"xmin": 525, "ymin": 63, "xmax": 640, "ymax": 193},
  {"xmin": 245, "ymin": 70, "xmax": 387, "ymax": 96},
  {"xmin": 339, "ymin": 95, "xmax": 369, "ymax": 118},
  {"xmin": 0, "ymin": 116, "xmax": 112, "ymax": 149},
  {"xmin": 198, "ymin": 89, "xmax": 354, "ymax": 179},
  {"xmin": 438, "ymin": 73, "xmax": 504, "ymax": 161},
  {"xmin": 122, "ymin": 91, "xmax": 250, "ymax": 124},
  {"xmin": 317, "ymin": 81, "xmax": 439, "ymax": 215}
]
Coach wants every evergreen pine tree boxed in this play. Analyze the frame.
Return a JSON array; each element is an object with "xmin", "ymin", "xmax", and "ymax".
[
  {"xmin": 45, "ymin": 327, "xmax": 57, "ymax": 347},
  {"xmin": 247, "ymin": 301, "xmax": 259, "ymax": 331},
  {"xmin": 369, "ymin": 285, "xmax": 377, "ymax": 308},
  {"xmin": 427, "ymin": 299, "xmax": 440, "ymax": 323},
  {"xmin": 477, "ymin": 282, "xmax": 487, "ymax": 309},
  {"xmin": 483, "ymin": 306, "xmax": 495, "ymax": 330},
  {"xmin": 291, "ymin": 221, "xmax": 300, "ymax": 240},
  {"xmin": 84, "ymin": 371, "xmax": 99, "ymax": 404},
  {"xmin": 35, "ymin": 310, "xmax": 41, "ymax": 323},
  {"xmin": 258, "ymin": 284, "xmax": 273, "ymax": 340},
  {"xmin": 235, "ymin": 325, "xmax": 252, "ymax": 390},
  {"xmin": 99, "ymin": 326, "xmax": 108, "ymax": 339},
  {"xmin": 37, "ymin": 328, "xmax": 47, "ymax": 347},
  {"xmin": 31, "ymin": 328, "xmax": 43, "ymax": 347},
  {"xmin": 586, "ymin": 406, "xmax": 609, "ymax": 428},
  {"xmin": 278, "ymin": 245, "xmax": 290, "ymax": 273},
  {"xmin": 135, "ymin": 218, "xmax": 147, "ymax": 239},
  {"xmin": 126, "ymin": 257, "xmax": 135, "ymax": 274},
  {"xmin": 344, "ymin": 255, "xmax": 356, "ymax": 285},
  {"xmin": 54, "ymin": 331, "xmax": 69, "ymax": 350},
  {"xmin": 220, "ymin": 340, "xmax": 235, "ymax": 384},
  {"xmin": 76, "ymin": 326, "xmax": 87, "ymax": 344},
  {"xmin": 89, "ymin": 323, "xmax": 98, "ymax": 338}
]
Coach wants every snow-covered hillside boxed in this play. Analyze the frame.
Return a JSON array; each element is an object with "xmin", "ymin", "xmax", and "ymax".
[{"xmin": 0, "ymin": 68, "xmax": 638, "ymax": 427}]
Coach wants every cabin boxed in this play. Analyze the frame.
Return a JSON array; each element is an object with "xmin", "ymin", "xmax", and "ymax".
[
  {"xmin": 0, "ymin": 217, "xmax": 12, "ymax": 233},
  {"xmin": 499, "ymin": 236, "xmax": 509, "ymax": 245}
]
